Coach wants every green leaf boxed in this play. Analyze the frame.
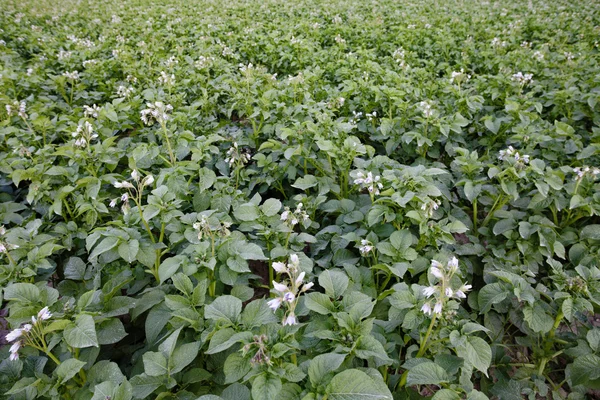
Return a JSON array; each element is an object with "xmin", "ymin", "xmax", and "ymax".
[
  {"xmin": 224, "ymin": 352, "xmax": 252, "ymax": 384},
  {"xmin": 493, "ymin": 219, "xmax": 517, "ymax": 235},
  {"xmin": 170, "ymin": 341, "xmax": 200, "ymax": 374},
  {"xmin": 291, "ymin": 175, "xmax": 317, "ymax": 190},
  {"xmin": 130, "ymin": 373, "xmax": 163, "ymax": 399},
  {"xmin": 308, "ymin": 353, "xmax": 346, "ymax": 385},
  {"xmin": 234, "ymin": 203, "xmax": 260, "ymax": 221},
  {"xmin": 304, "ymin": 292, "xmax": 335, "ymax": 315},
  {"xmin": 198, "ymin": 167, "xmax": 217, "ymax": 192},
  {"xmin": 478, "ymin": 283, "xmax": 508, "ymax": 313},
  {"xmin": 118, "ymin": 239, "xmax": 139, "ymax": 263},
  {"xmin": 326, "ymin": 369, "xmax": 393, "ymax": 400},
  {"xmin": 64, "ymin": 257, "xmax": 87, "ymax": 280},
  {"xmin": 581, "ymin": 225, "xmax": 600, "ymax": 240},
  {"xmin": 158, "ymin": 255, "xmax": 185, "ymax": 284},
  {"xmin": 205, "ymin": 295, "xmax": 242, "ymax": 324},
  {"xmin": 96, "ymin": 318, "xmax": 127, "ymax": 345},
  {"xmin": 252, "ymin": 374, "xmax": 282, "ymax": 400},
  {"xmin": 390, "ymin": 230, "xmax": 412, "ymax": 250},
  {"xmin": 458, "ymin": 336, "xmax": 492, "ymax": 377},
  {"xmin": 587, "ymin": 329, "xmax": 600, "ymax": 352},
  {"xmin": 570, "ymin": 354, "xmax": 600, "ymax": 386},
  {"xmin": 4, "ymin": 283, "xmax": 40, "ymax": 304},
  {"xmin": 318, "ymin": 269, "xmax": 349, "ymax": 298},
  {"xmin": 89, "ymin": 236, "xmax": 119, "ymax": 260},
  {"xmin": 523, "ymin": 304, "xmax": 553, "ymax": 333},
  {"xmin": 55, "ymin": 358, "xmax": 86, "ymax": 384},
  {"xmin": 142, "ymin": 351, "xmax": 168, "ymax": 376},
  {"xmin": 261, "ymin": 198, "xmax": 282, "ymax": 216},
  {"xmin": 241, "ymin": 299, "xmax": 278, "ymax": 329},
  {"xmin": 64, "ymin": 314, "xmax": 98, "ymax": 348},
  {"xmin": 406, "ymin": 362, "xmax": 449, "ymax": 386}
]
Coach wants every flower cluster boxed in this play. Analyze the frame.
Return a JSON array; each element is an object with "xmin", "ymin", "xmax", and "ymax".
[
  {"xmin": 140, "ymin": 101, "xmax": 173, "ymax": 125},
  {"xmin": 6, "ymin": 307, "xmax": 52, "ymax": 361},
  {"xmin": 268, "ymin": 254, "xmax": 313, "ymax": 326},
  {"xmin": 498, "ymin": 146, "xmax": 530, "ymax": 166},
  {"xmin": 193, "ymin": 215, "xmax": 231, "ymax": 240},
  {"xmin": 450, "ymin": 68, "xmax": 471, "ymax": 85},
  {"xmin": 280, "ymin": 202, "xmax": 309, "ymax": 227},
  {"xmin": 117, "ymin": 85, "xmax": 135, "ymax": 97},
  {"xmin": 354, "ymin": 171, "xmax": 383, "ymax": 195},
  {"xmin": 82, "ymin": 59, "xmax": 98, "ymax": 68},
  {"xmin": 72, "ymin": 121, "xmax": 98, "ymax": 148},
  {"xmin": 393, "ymin": 47, "xmax": 409, "ymax": 68},
  {"xmin": 111, "ymin": 170, "xmax": 154, "ymax": 214},
  {"xmin": 359, "ymin": 239, "xmax": 374, "ymax": 255},
  {"xmin": 6, "ymin": 101, "xmax": 27, "ymax": 119},
  {"xmin": 533, "ymin": 50, "xmax": 544, "ymax": 61},
  {"xmin": 491, "ymin": 37, "xmax": 507, "ymax": 47},
  {"xmin": 573, "ymin": 166, "xmax": 600, "ymax": 180},
  {"xmin": 418, "ymin": 101, "xmax": 434, "ymax": 118},
  {"xmin": 83, "ymin": 104, "xmax": 101, "ymax": 118},
  {"xmin": 421, "ymin": 257, "xmax": 471, "ymax": 316},
  {"xmin": 163, "ymin": 56, "xmax": 178, "ymax": 68},
  {"xmin": 421, "ymin": 199, "xmax": 441, "ymax": 218},
  {"xmin": 242, "ymin": 334, "xmax": 272, "ymax": 366},
  {"xmin": 512, "ymin": 72, "xmax": 533, "ymax": 86},
  {"xmin": 224, "ymin": 142, "xmax": 251, "ymax": 168},
  {"xmin": 63, "ymin": 70, "xmax": 80, "ymax": 81},
  {"xmin": 194, "ymin": 56, "xmax": 215, "ymax": 69},
  {"xmin": 158, "ymin": 71, "xmax": 175, "ymax": 86}
]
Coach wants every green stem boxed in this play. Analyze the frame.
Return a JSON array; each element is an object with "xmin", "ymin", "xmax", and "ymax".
[
  {"xmin": 473, "ymin": 199, "xmax": 478, "ymax": 234},
  {"xmin": 160, "ymin": 123, "xmax": 176, "ymax": 166}
]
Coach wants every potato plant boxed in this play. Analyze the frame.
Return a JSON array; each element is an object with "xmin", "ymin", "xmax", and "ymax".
[{"xmin": 1, "ymin": 0, "xmax": 600, "ymax": 399}]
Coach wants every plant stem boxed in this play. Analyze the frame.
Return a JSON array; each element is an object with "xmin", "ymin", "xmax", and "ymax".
[{"xmin": 160, "ymin": 122, "xmax": 176, "ymax": 166}]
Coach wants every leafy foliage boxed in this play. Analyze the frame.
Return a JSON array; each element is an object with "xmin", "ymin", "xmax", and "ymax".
[{"xmin": 0, "ymin": 0, "xmax": 600, "ymax": 398}]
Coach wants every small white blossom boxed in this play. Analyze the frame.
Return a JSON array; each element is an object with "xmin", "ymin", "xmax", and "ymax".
[
  {"xmin": 63, "ymin": 70, "xmax": 80, "ymax": 80},
  {"xmin": 267, "ymin": 298, "xmax": 282, "ymax": 311}
]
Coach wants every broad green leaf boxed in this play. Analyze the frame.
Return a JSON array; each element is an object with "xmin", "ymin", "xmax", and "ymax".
[
  {"xmin": 478, "ymin": 283, "xmax": 508, "ymax": 313},
  {"xmin": 406, "ymin": 362, "xmax": 449, "ymax": 386},
  {"xmin": 234, "ymin": 203, "xmax": 260, "ymax": 221},
  {"xmin": 581, "ymin": 225, "xmax": 600, "ymax": 240},
  {"xmin": 158, "ymin": 255, "xmax": 186, "ymax": 284},
  {"xmin": 523, "ymin": 304, "xmax": 553, "ymax": 333},
  {"xmin": 97, "ymin": 318, "xmax": 127, "ymax": 345},
  {"xmin": 118, "ymin": 239, "xmax": 139, "ymax": 263},
  {"xmin": 142, "ymin": 351, "xmax": 168, "ymax": 376},
  {"xmin": 291, "ymin": 175, "xmax": 317, "ymax": 190},
  {"xmin": 64, "ymin": 314, "xmax": 98, "ymax": 348},
  {"xmin": 205, "ymin": 295, "xmax": 242, "ymax": 324},
  {"xmin": 241, "ymin": 299, "xmax": 278, "ymax": 329},
  {"xmin": 170, "ymin": 341, "xmax": 200, "ymax": 374},
  {"xmin": 252, "ymin": 374, "xmax": 282, "ymax": 400},
  {"xmin": 89, "ymin": 236, "xmax": 119, "ymax": 260},
  {"xmin": 318, "ymin": 269, "xmax": 349, "ymax": 298},
  {"xmin": 326, "ymin": 369, "xmax": 393, "ymax": 400},
  {"xmin": 55, "ymin": 358, "xmax": 86, "ymax": 383},
  {"xmin": 224, "ymin": 352, "xmax": 252, "ymax": 384},
  {"xmin": 308, "ymin": 353, "xmax": 346, "ymax": 385},
  {"xmin": 261, "ymin": 198, "xmax": 282, "ymax": 216}
]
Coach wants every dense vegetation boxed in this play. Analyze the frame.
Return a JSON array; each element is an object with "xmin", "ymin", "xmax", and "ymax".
[{"xmin": 1, "ymin": 0, "xmax": 600, "ymax": 398}]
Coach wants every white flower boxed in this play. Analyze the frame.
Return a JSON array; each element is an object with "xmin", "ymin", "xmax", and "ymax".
[
  {"xmin": 109, "ymin": 198, "xmax": 118, "ymax": 208},
  {"xmin": 295, "ymin": 272, "xmax": 306, "ymax": 286},
  {"xmin": 283, "ymin": 292, "xmax": 295, "ymax": 302},
  {"xmin": 142, "ymin": 175, "xmax": 154, "ymax": 186},
  {"xmin": 430, "ymin": 266, "xmax": 444, "ymax": 279},
  {"xmin": 423, "ymin": 286, "xmax": 437, "ymax": 298},
  {"xmin": 114, "ymin": 181, "xmax": 134, "ymax": 189},
  {"xmin": 455, "ymin": 290, "xmax": 467, "ymax": 299},
  {"xmin": 272, "ymin": 262, "xmax": 287, "ymax": 273},
  {"xmin": 267, "ymin": 298, "xmax": 282, "ymax": 311},
  {"xmin": 23, "ymin": 324, "xmax": 32, "ymax": 332},
  {"xmin": 302, "ymin": 282, "xmax": 314, "ymax": 291},
  {"xmin": 9, "ymin": 341, "xmax": 21, "ymax": 355},
  {"xmin": 291, "ymin": 218, "xmax": 298, "ymax": 225},
  {"xmin": 421, "ymin": 302, "xmax": 432, "ymax": 315},
  {"xmin": 283, "ymin": 313, "xmax": 297, "ymax": 326},
  {"xmin": 280, "ymin": 211, "xmax": 289, "ymax": 220},
  {"xmin": 445, "ymin": 288, "xmax": 453, "ymax": 297},
  {"xmin": 273, "ymin": 281, "xmax": 288, "ymax": 293},
  {"xmin": 448, "ymin": 256, "xmax": 459, "ymax": 270},
  {"xmin": 0, "ymin": 243, "xmax": 6, "ymax": 253},
  {"xmin": 9, "ymin": 351, "xmax": 19, "ymax": 361},
  {"xmin": 5, "ymin": 328, "xmax": 23, "ymax": 342},
  {"xmin": 289, "ymin": 254, "xmax": 299, "ymax": 265},
  {"xmin": 120, "ymin": 193, "xmax": 129, "ymax": 202},
  {"xmin": 131, "ymin": 170, "xmax": 140, "ymax": 181},
  {"xmin": 37, "ymin": 307, "xmax": 52, "ymax": 321},
  {"xmin": 433, "ymin": 301, "xmax": 443, "ymax": 314}
]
